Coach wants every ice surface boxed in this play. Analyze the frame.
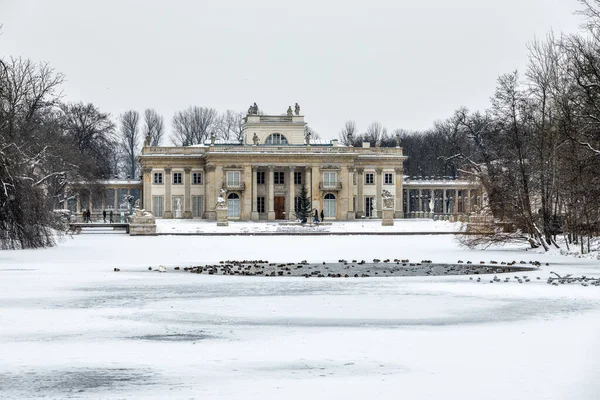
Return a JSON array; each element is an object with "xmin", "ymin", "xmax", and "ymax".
[{"xmin": 1, "ymin": 230, "xmax": 599, "ymax": 399}]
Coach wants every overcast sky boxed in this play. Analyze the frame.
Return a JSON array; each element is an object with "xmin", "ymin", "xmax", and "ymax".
[{"xmin": 0, "ymin": 0, "xmax": 584, "ymax": 141}]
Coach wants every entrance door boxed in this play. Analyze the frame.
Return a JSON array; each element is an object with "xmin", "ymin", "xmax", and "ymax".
[{"xmin": 274, "ymin": 196, "xmax": 285, "ymax": 219}]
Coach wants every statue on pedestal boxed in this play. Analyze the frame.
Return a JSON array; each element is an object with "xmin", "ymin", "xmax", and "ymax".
[
  {"xmin": 395, "ymin": 132, "xmax": 402, "ymax": 147},
  {"xmin": 305, "ymin": 129, "xmax": 311, "ymax": 145},
  {"xmin": 252, "ymin": 133, "xmax": 259, "ymax": 146},
  {"xmin": 287, "ymin": 106, "xmax": 293, "ymax": 116},
  {"xmin": 382, "ymin": 190, "xmax": 394, "ymax": 209},
  {"xmin": 210, "ymin": 132, "xmax": 216, "ymax": 145},
  {"xmin": 294, "ymin": 103, "xmax": 300, "ymax": 115},
  {"xmin": 247, "ymin": 103, "xmax": 259, "ymax": 115},
  {"xmin": 216, "ymin": 189, "xmax": 227, "ymax": 209},
  {"xmin": 144, "ymin": 134, "xmax": 151, "ymax": 147}
]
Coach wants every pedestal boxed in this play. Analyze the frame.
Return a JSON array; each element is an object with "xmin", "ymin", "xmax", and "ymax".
[
  {"xmin": 381, "ymin": 209, "xmax": 394, "ymax": 226},
  {"xmin": 128, "ymin": 209, "xmax": 157, "ymax": 235},
  {"xmin": 216, "ymin": 207, "xmax": 228, "ymax": 226}
]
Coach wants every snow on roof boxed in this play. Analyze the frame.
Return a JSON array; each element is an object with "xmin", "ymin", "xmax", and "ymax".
[{"xmin": 201, "ymin": 139, "xmax": 243, "ymax": 145}]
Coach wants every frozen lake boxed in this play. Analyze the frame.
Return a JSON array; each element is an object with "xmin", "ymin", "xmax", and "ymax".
[{"xmin": 1, "ymin": 233, "xmax": 599, "ymax": 399}]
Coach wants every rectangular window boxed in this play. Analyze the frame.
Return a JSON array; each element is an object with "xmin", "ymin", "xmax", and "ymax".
[
  {"xmin": 153, "ymin": 172, "xmax": 163, "ymax": 184},
  {"xmin": 257, "ymin": 171, "xmax": 265, "ymax": 184},
  {"xmin": 152, "ymin": 196, "xmax": 164, "ymax": 217},
  {"xmin": 384, "ymin": 173, "xmax": 393, "ymax": 185},
  {"xmin": 173, "ymin": 172, "xmax": 182, "ymax": 184},
  {"xmin": 294, "ymin": 171, "xmax": 302, "ymax": 185},
  {"xmin": 257, "ymin": 196, "xmax": 265, "ymax": 213},
  {"xmin": 365, "ymin": 173, "xmax": 374, "ymax": 185},
  {"xmin": 323, "ymin": 171, "xmax": 338, "ymax": 187},
  {"xmin": 192, "ymin": 172, "xmax": 202, "ymax": 185},
  {"xmin": 227, "ymin": 171, "xmax": 241, "ymax": 186},
  {"xmin": 274, "ymin": 171, "xmax": 284, "ymax": 184},
  {"xmin": 192, "ymin": 196, "xmax": 203, "ymax": 217}
]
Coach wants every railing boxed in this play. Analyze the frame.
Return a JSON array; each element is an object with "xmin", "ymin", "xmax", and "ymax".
[
  {"xmin": 142, "ymin": 145, "xmax": 405, "ymax": 156},
  {"xmin": 222, "ymin": 181, "xmax": 246, "ymax": 191},
  {"xmin": 319, "ymin": 182, "xmax": 342, "ymax": 191}
]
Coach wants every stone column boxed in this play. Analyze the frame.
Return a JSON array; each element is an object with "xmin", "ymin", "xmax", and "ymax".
[
  {"xmin": 466, "ymin": 189, "xmax": 471, "ymax": 214},
  {"xmin": 305, "ymin": 166, "xmax": 312, "ymax": 209},
  {"xmin": 406, "ymin": 189, "xmax": 411, "ymax": 215},
  {"xmin": 113, "ymin": 186, "xmax": 118, "ymax": 210},
  {"xmin": 356, "ymin": 168, "xmax": 364, "ymax": 218},
  {"xmin": 288, "ymin": 166, "xmax": 295, "ymax": 220},
  {"xmin": 443, "ymin": 189, "xmax": 447, "ymax": 214},
  {"xmin": 251, "ymin": 167, "xmax": 259, "ymax": 220},
  {"xmin": 454, "ymin": 189, "xmax": 459, "ymax": 214},
  {"xmin": 163, "ymin": 167, "xmax": 173, "ymax": 218},
  {"xmin": 204, "ymin": 166, "xmax": 216, "ymax": 220},
  {"xmin": 394, "ymin": 167, "xmax": 403, "ymax": 218},
  {"xmin": 418, "ymin": 189, "xmax": 422, "ymax": 212},
  {"xmin": 242, "ymin": 165, "xmax": 252, "ymax": 220},
  {"xmin": 430, "ymin": 189, "xmax": 434, "ymax": 213},
  {"xmin": 311, "ymin": 165, "xmax": 321, "ymax": 213},
  {"xmin": 375, "ymin": 168, "xmax": 383, "ymax": 218},
  {"xmin": 346, "ymin": 167, "xmax": 355, "ymax": 219},
  {"xmin": 183, "ymin": 167, "xmax": 192, "ymax": 218},
  {"xmin": 267, "ymin": 166, "xmax": 275, "ymax": 220},
  {"xmin": 76, "ymin": 196, "xmax": 81, "ymax": 213}
]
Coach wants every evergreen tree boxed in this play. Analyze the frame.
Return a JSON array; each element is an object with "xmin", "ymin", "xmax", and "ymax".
[{"xmin": 294, "ymin": 184, "xmax": 312, "ymax": 223}]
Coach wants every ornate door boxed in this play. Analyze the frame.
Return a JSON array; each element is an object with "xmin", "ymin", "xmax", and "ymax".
[{"xmin": 274, "ymin": 196, "xmax": 285, "ymax": 219}]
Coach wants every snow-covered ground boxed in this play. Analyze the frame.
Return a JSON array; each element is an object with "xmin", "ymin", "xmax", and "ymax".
[
  {"xmin": 1, "ymin": 229, "xmax": 600, "ymax": 399},
  {"xmin": 155, "ymin": 218, "xmax": 463, "ymax": 234}
]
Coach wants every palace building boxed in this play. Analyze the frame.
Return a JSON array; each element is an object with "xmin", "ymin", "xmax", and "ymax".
[{"xmin": 135, "ymin": 108, "xmax": 484, "ymax": 221}]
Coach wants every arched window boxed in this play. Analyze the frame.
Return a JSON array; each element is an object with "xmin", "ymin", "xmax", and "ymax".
[
  {"xmin": 227, "ymin": 193, "xmax": 240, "ymax": 218},
  {"xmin": 324, "ymin": 193, "xmax": 336, "ymax": 219},
  {"xmin": 265, "ymin": 133, "xmax": 288, "ymax": 145}
]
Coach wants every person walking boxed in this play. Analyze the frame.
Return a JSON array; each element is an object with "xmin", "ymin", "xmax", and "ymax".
[
  {"xmin": 103, "ymin": 209, "xmax": 107, "ymax": 223},
  {"xmin": 82, "ymin": 210, "xmax": 86, "ymax": 223},
  {"xmin": 320, "ymin": 209, "xmax": 324, "ymax": 222},
  {"xmin": 87, "ymin": 210, "xmax": 92, "ymax": 223},
  {"xmin": 109, "ymin": 210, "xmax": 114, "ymax": 223},
  {"xmin": 313, "ymin": 209, "xmax": 319, "ymax": 224}
]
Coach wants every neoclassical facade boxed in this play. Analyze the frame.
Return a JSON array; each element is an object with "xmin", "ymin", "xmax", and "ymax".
[{"xmin": 137, "ymin": 111, "xmax": 483, "ymax": 221}]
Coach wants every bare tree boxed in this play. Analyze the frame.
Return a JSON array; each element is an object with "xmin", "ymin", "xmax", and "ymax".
[
  {"xmin": 119, "ymin": 110, "xmax": 140, "ymax": 179},
  {"xmin": 143, "ymin": 108, "xmax": 164, "ymax": 146},
  {"xmin": 364, "ymin": 122, "xmax": 386, "ymax": 147},
  {"xmin": 215, "ymin": 110, "xmax": 244, "ymax": 142},
  {"xmin": 304, "ymin": 125, "xmax": 321, "ymax": 140},
  {"xmin": 339, "ymin": 120, "xmax": 357, "ymax": 145},
  {"xmin": 171, "ymin": 106, "xmax": 218, "ymax": 146}
]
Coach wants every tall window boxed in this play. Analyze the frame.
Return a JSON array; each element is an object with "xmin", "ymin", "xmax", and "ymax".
[
  {"xmin": 153, "ymin": 172, "xmax": 163, "ymax": 184},
  {"xmin": 365, "ymin": 173, "xmax": 374, "ymax": 185},
  {"xmin": 274, "ymin": 171, "xmax": 284, "ymax": 184},
  {"xmin": 153, "ymin": 196, "xmax": 164, "ymax": 217},
  {"xmin": 193, "ymin": 172, "xmax": 202, "ymax": 185},
  {"xmin": 257, "ymin": 171, "xmax": 265, "ymax": 184},
  {"xmin": 257, "ymin": 196, "xmax": 265, "ymax": 213},
  {"xmin": 323, "ymin": 171, "xmax": 338, "ymax": 187},
  {"xmin": 384, "ymin": 173, "xmax": 393, "ymax": 184},
  {"xmin": 228, "ymin": 193, "xmax": 240, "ymax": 217},
  {"xmin": 227, "ymin": 171, "xmax": 241, "ymax": 186},
  {"xmin": 294, "ymin": 171, "xmax": 302, "ymax": 185},
  {"xmin": 192, "ymin": 196, "xmax": 203, "ymax": 217},
  {"xmin": 265, "ymin": 133, "xmax": 288, "ymax": 145},
  {"xmin": 173, "ymin": 172, "xmax": 182, "ymax": 184},
  {"xmin": 324, "ymin": 193, "xmax": 336, "ymax": 218}
]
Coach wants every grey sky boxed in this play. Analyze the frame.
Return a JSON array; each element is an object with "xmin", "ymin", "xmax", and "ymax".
[{"xmin": 0, "ymin": 0, "xmax": 583, "ymax": 141}]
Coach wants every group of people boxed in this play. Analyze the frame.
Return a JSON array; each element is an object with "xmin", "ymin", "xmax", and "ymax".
[
  {"xmin": 313, "ymin": 209, "xmax": 325, "ymax": 224},
  {"xmin": 81, "ymin": 210, "xmax": 114, "ymax": 223}
]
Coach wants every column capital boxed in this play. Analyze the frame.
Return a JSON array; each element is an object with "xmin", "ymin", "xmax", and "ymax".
[
  {"xmin": 164, "ymin": 167, "xmax": 172, "ymax": 174},
  {"xmin": 142, "ymin": 167, "xmax": 152, "ymax": 175},
  {"xmin": 288, "ymin": 165, "xmax": 296, "ymax": 171},
  {"xmin": 394, "ymin": 167, "xmax": 403, "ymax": 174},
  {"xmin": 356, "ymin": 167, "xmax": 364, "ymax": 174},
  {"xmin": 375, "ymin": 167, "xmax": 383, "ymax": 174},
  {"xmin": 267, "ymin": 165, "xmax": 275, "ymax": 171},
  {"xmin": 184, "ymin": 167, "xmax": 192, "ymax": 174}
]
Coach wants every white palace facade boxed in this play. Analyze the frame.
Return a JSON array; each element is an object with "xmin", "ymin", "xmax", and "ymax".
[{"xmin": 137, "ymin": 111, "xmax": 483, "ymax": 221}]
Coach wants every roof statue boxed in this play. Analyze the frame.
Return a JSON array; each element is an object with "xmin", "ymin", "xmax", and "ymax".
[
  {"xmin": 252, "ymin": 132, "xmax": 259, "ymax": 146},
  {"xmin": 287, "ymin": 106, "xmax": 293, "ymax": 116},
  {"xmin": 294, "ymin": 103, "xmax": 300, "ymax": 115},
  {"xmin": 144, "ymin": 134, "xmax": 151, "ymax": 147},
  {"xmin": 210, "ymin": 132, "xmax": 216, "ymax": 145},
  {"xmin": 305, "ymin": 128, "xmax": 311, "ymax": 145}
]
